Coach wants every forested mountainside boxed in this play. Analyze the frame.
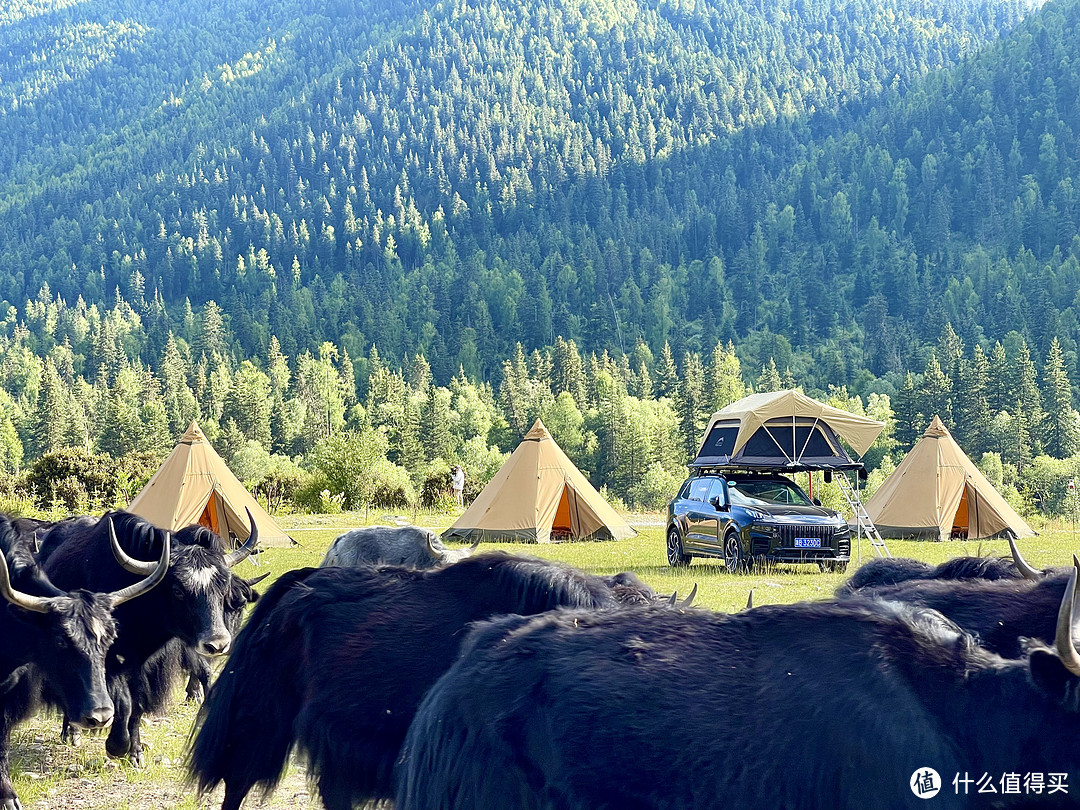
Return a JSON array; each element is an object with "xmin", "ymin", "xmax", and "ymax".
[
  {"xmin": 0, "ymin": 0, "xmax": 1046, "ymax": 384},
  {"xmin": 7, "ymin": 0, "xmax": 1080, "ymax": 517}
]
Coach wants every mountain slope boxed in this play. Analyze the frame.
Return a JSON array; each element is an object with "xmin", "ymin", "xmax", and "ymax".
[{"xmin": 0, "ymin": 0, "xmax": 1048, "ymax": 382}]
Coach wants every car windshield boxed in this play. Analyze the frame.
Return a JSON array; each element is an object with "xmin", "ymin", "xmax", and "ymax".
[{"xmin": 727, "ymin": 478, "xmax": 814, "ymax": 507}]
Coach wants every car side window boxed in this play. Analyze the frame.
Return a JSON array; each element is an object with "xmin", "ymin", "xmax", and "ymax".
[
  {"xmin": 688, "ymin": 478, "xmax": 712, "ymax": 502},
  {"xmin": 708, "ymin": 479, "xmax": 727, "ymax": 507}
]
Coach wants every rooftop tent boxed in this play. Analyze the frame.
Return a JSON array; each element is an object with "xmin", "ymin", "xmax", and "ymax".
[
  {"xmin": 127, "ymin": 421, "xmax": 293, "ymax": 547},
  {"xmin": 692, "ymin": 389, "xmax": 885, "ymax": 471},
  {"xmin": 443, "ymin": 419, "xmax": 636, "ymax": 543},
  {"xmin": 864, "ymin": 416, "xmax": 1036, "ymax": 541}
]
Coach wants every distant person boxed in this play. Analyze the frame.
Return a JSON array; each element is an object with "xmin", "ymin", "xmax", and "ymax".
[{"xmin": 451, "ymin": 465, "xmax": 465, "ymax": 507}]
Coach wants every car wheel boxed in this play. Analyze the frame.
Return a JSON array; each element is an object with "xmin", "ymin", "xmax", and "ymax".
[
  {"xmin": 666, "ymin": 527, "xmax": 691, "ymax": 567},
  {"xmin": 723, "ymin": 531, "xmax": 749, "ymax": 573}
]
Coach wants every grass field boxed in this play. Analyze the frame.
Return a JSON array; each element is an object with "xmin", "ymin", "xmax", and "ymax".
[{"xmin": 9, "ymin": 513, "xmax": 1079, "ymax": 809}]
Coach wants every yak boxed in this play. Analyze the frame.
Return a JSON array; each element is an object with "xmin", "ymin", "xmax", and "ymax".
[
  {"xmin": 187, "ymin": 551, "xmax": 658, "ymax": 810},
  {"xmin": 397, "ymin": 562, "xmax": 1080, "ymax": 810},
  {"xmin": 35, "ymin": 509, "xmax": 257, "ymax": 766},
  {"xmin": 320, "ymin": 525, "xmax": 479, "ymax": 569},
  {"xmin": 0, "ymin": 516, "xmax": 168, "ymax": 810},
  {"xmin": 836, "ymin": 537, "xmax": 1050, "ymax": 596},
  {"xmin": 833, "ymin": 571, "xmax": 1076, "ymax": 659},
  {"xmin": 142, "ymin": 570, "xmax": 269, "ymax": 707}
]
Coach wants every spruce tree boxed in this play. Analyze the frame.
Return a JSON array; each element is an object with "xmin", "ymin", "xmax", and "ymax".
[
  {"xmin": 1011, "ymin": 339, "xmax": 1044, "ymax": 456},
  {"xmin": 756, "ymin": 359, "xmax": 782, "ymax": 393},
  {"xmin": 1040, "ymin": 337, "xmax": 1080, "ymax": 458},
  {"xmin": 956, "ymin": 344, "xmax": 991, "ymax": 457}
]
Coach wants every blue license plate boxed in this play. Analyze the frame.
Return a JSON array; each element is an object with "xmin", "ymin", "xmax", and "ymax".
[{"xmin": 794, "ymin": 537, "xmax": 821, "ymax": 548}]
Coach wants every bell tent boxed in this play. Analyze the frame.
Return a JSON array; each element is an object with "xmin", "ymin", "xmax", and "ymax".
[
  {"xmin": 443, "ymin": 419, "xmax": 635, "ymax": 543},
  {"xmin": 864, "ymin": 416, "xmax": 1035, "ymax": 541},
  {"xmin": 692, "ymin": 389, "xmax": 885, "ymax": 470},
  {"xmin": 128, "ymin": 421, "xmax": 292, "ymax": 547}
]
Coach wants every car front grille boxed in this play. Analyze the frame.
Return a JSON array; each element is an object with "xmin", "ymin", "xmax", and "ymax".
[{"xmin": 775, "ymin": 524, "xmax": 836, "ymax": 548}]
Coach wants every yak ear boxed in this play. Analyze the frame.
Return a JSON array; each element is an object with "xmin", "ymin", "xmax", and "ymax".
[{"xmin": 1029, "ymin": 649, "xmax": 1080, "ymax": 710}]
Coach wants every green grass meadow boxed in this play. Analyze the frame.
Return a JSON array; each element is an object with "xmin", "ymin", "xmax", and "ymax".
[{"xmin": 9, "ymin": 513, "xmax": 1080, "ymax": 808}]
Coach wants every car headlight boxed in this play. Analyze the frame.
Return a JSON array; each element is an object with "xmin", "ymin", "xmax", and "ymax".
[{"xmin": 745, "ymin": 508, "xmax": 770, "ymax": 522}]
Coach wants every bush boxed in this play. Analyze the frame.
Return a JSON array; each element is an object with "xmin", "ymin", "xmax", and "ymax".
[
  {"xmin": 371, "ymin": 461, "xmax": 418, "ymax": 508},
  {"xmin": 421, "ymin": 460, "xmax": 453, "ymax": 508},
  {"xmin": 292, "ymin": 474, "xmax": 342, "ymax": 514},
  {"xmin": 25, "ymin": 448, "xmax": 120, "ymax": 511},
  {"xmin": 627, "ymin": 462, "xmax": 683, "ymax": 511}
]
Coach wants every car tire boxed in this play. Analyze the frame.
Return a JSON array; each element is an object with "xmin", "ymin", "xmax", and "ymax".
[
  {"xmin": 723, "ymin": 531, "xmax": 750, "ymax": 573},
  {"xmin": 666, "ymin": 526, "xmax": 691, "ymax": 567}
]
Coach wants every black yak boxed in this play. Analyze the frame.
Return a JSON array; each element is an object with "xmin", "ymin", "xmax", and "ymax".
[
  {"xmin": 0, "ymin": 515, "xmax": 168, "ymax": 810},
  {"xmin": 187, "ymin": 551, "xmax": 656, "ymax": 810},
  {"xmin": 397, "ymin": 562, "xmax": 1080, "ymax": 810},
  {"xmin": 836, "ymin": 537, "xmax": 1050, "ymax": 596},
  {"xmin": 35, "ymin": 509, "xmax": 257, "ymax": 765}
]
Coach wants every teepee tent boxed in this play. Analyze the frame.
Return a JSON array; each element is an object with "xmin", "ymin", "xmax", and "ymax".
[
  {"xmin": 864, "ymin": 416, "xmax": 1035, "ymax": 541},
  {"xmin": 128, "ymin": 421, "xmax": 292, "ymax": 547},
  {"xmin": 443, "ymin": 419, "xmax": 635, "ymax": 543}
]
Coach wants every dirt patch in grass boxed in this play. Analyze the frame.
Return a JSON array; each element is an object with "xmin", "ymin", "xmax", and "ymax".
[{"xmin": 10, "ymin": 704, "xmax": 317, "ymax": 810}]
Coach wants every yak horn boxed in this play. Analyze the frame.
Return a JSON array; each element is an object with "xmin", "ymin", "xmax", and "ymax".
[
  {"xmin": 1053, "ymin": 556, "xmax": 1080, "ymax": 676},
  {"xmin": 225, "ymin": 508, "xmax": 260, "ymax": 567},
  {"xmin": 245, "ymin": 571, "xmax": 271, "ymax": 588},
  {"xmin": 746, "ymin": 590, "xmax": 754, "ymax": 610},
  {"xmin": 109, "ymin": 532, "xmax": 171, "ymax": 606},
  {"xmin": 679, "ymin": 584, "xmax": 698, "ymax": 608},
  {"xmin": 110, "ymin": 518, "xmax": 161, "ymax": 576},
  {"xmin": 0, "ymin": 548, "xmax": 54, "ymax": 614},
  {"xmin": 1008, "ymin": 535, "xmax": 1041, "ymax": 580}
]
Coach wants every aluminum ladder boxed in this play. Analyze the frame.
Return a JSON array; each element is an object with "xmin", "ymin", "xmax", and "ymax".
[{"xmin": 836, "ymin": 471, "xmax": 891, "ymax": 559}]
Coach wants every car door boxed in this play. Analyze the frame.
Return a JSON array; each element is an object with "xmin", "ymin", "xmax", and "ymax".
[{"xmin": 683, "ymin": 477, "xmax": 722, "ymax": 555}]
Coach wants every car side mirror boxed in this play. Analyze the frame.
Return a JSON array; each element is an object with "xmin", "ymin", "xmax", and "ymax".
[
  {"xmin": 813, "ymin": 497, "xmax": 822, "ymax": 506},
  {"xmin": 710, "ymin": 495, "xmax": 728, "ymax": 511}
]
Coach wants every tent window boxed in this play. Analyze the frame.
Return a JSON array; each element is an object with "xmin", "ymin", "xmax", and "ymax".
[
  {"xmin": 743, "ymin": 425, "xmax": 836, "ymax": 461},
  {"xmin": 698, "ymin": 425, "xmax": 739, "ymax": 460}
]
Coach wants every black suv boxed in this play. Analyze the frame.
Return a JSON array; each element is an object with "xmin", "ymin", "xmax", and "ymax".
[{"xmin": 666, "ymin": 471, "xmax": 850, "ymax": 572}]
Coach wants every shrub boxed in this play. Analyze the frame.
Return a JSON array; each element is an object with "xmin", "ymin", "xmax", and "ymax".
[
  {"xmin": 628, "ymin": 462, "xmax": 683, "ymax": 511},
  {"xmin": 371, "ymin": 461, "xmax": 418, "ymax": 508},
  {"xmin": 25, "ymin": 448, "xmax": 119, "ymax": 511}
]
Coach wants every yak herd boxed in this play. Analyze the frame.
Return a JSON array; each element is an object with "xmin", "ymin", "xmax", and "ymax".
[{"xmin": 2, "ymin": 512, "xmax": 1080, "ymax": 810}]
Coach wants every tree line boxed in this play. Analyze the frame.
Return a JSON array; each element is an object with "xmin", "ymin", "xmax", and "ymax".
[{"xmin": 2, "ymin": 288, "xmax": 1079, "ymax": 519}]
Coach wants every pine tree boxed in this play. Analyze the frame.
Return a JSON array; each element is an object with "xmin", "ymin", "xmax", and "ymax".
[
  {"xmin": 421, "ymin": 386, "xmax": 453, "ymax": 462},
  {"xmin": 1011, "ymin": 339, "xmax": 1044, "ymax": 456},
  {"xmin": 893, "ymin": 372, "xmax": 923, "ymax": 449},
  {"xmin": 1040, "ymin": 337, "xmax": 1080, "ymax": 458},
  {"xmin": 920, "ymin": 353, "xmax": 953, "ymax": 427},
  {"xmin": 955, "ymin": 345, "xmax": 991, "ymax": 457},
  {"xmin": 655, "ymin": 342, "xmax": 679, "ymax": 399},
  {"xmin": 706, "ymin": 341, "xmax": 745, "ymax": 411},
  {"xmin": 756, "ymin": 359, "xmax": 782, "ymax": 393},
  {"xmin": 936, "ymin": 323, "xmax": 964, "ymax": 381},
  {"xmin": 987, "ymin": 342, "xmax": 1010, "ymax": 415},
  {"xmin": 678, "ymin": 352, "xmax": 707, "ymax": 458}
]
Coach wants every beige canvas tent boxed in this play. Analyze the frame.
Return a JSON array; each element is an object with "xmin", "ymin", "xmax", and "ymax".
[
  {"xmin": 443, "ymin": 419, "xmax": 635, "ymax": 543},
  {"xmin": 128, "ymin": 421, "xmax": 292, "ymax": 547},
  {"xmin": 864, "ymin": 416, "xmax": 1035, "ymax": 541},
  {"xmin": 693, "ymin": 389, "xmax": 885, "ymax": 470}
]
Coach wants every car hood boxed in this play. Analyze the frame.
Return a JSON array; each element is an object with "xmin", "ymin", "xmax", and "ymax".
[{"xmin": 758, "ymin": 504, "xmax": 841, "ymax": 521}]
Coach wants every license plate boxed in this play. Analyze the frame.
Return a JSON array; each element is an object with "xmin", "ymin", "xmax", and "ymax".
[{"xmin": 794, "ymin": 537, "xmax": 821, "ymax": 548}]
